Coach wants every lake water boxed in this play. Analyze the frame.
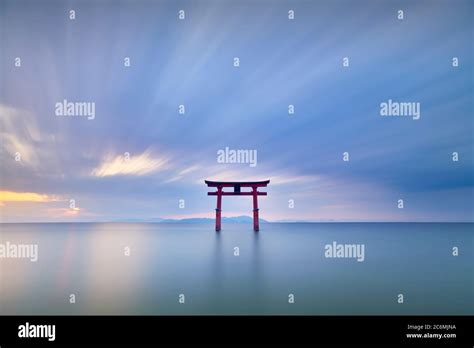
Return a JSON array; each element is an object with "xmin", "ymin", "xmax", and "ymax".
[{"xmin": 0, "ymin": 222, "xmax": 472, "ymax": 315}]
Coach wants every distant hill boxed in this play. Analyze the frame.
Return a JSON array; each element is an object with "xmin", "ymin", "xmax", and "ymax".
[
  {"xmin": 112, "ymin": 215, "xmax": 268, "ymax": 223},
  {"xmin": 160, "ymin": 215, "xmax": 268, "ymax": 224}
]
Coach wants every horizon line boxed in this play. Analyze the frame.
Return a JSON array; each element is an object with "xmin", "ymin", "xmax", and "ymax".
[{"xmin": 1, "ymin": 220, "xmax": 472, "ymax": 224}]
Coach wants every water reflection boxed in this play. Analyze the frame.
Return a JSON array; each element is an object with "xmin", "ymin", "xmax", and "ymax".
[
  {"xmin": 250, "ymin": 230, "xmax": 262, "ymax": 299},
  {"xmin": 0, "ymin": 222, "xmax": 472, "ymax": 315}
]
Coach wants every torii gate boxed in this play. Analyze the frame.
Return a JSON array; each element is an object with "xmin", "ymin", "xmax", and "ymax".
[{"xmin": 205, "ymin": 180, "xmax": 270, "ymax": 232}]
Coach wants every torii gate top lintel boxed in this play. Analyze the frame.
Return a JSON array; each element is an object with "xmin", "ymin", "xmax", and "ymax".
[
  {"xmin": 204, "ymin": 180, "xmax": 270, "ymax": 187},
  {"xmin": 205, "ymin": 180, "xmax": 270, "ymax": 232}
]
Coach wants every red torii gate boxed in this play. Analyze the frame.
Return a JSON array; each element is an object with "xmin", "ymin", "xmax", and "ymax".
[{"xmin": 205, "ymin": 180, "xmax": 270, "ymax": 232}]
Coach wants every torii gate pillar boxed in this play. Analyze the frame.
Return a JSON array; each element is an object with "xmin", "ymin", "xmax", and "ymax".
[
  {"xmin": 215, "ymin": 186, "xmax": 222, "ymax": 232},
  {"xmin": 252, "ymin": 186, "xmax": 259, "ymax": 231}
]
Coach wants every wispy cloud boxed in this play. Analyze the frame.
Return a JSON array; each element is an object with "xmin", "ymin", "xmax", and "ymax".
[
  {"xmin": 164, "ymin": 175, "xmax": 183, "ymax": 183},
  {"xmin": 164, "ymin": 165, "xmax": 201, "ymax": 183},
  {"xmin": 0, "ymin": 104, "xmax": 42, "ymax": 169},
  {"xmin": 0, "ymin": 190, "xmax": 58, "ymax": 205},
  {"xmin": 199, "ymin": 168, "xmax": 320, "ymax": 187},
  {"xmin": 91, "ymin": 149, "xmax": 169, "ymax": 177},
  {"xmin": 179, "ymin": 165, "xmax": 200, "ymax": 176}
]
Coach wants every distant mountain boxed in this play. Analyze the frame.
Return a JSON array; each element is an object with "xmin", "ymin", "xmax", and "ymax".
[
  {"xmin": 274, "ymin": 218, "xmax": 336, "ymax": 223},
  {"xmin": 159, "ymin": 215, "xmax": 268, "ymax": 224},
  {"xmin": 111, "ymin": 215, "xmax": 268, "ymax": 223},
  {"xmin": 108, "ymin": 218, "xmax": 163, "ymax": 223}
]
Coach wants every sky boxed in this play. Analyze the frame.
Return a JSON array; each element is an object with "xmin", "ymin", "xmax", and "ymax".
[{"xmin": 0, "ymin": 0, "xmax": 473, "ymax": 222}]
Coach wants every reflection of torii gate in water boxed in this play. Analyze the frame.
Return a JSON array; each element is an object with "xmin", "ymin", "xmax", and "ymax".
[{"xmin": 205, "ymin": 180, "xmax": 270, "ymax": 232}]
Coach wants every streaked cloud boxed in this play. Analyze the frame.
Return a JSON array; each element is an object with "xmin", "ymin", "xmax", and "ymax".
[
  {"xmin": 164, "ymin": 175, "xmax": 183, "ymax": 183},
  {"xmin": 199, "ymin": 168, "xmax": 320, "ymax": 187},
  {"xmin": 178, "ymin": 165, "xmax": 200, "ymax": 175},
  {"xmin": 91, "ymin": 150, "xmax": 169, "ymax": 177},
  {"xmin": 164, "ymin": 165, "xmax": 201, "ymax": 183},
  {"xmin": 0, "ymin": 105, "xmax": 42, "ymax": 169},
  {"xmin": 0, "ymin": 190, "xmax": 58, "ymax": 205}
]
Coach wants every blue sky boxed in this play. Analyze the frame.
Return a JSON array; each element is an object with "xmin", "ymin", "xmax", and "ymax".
[{"xmin": 1, "ymin": 0, "xmax": 473, "ymax": 222}]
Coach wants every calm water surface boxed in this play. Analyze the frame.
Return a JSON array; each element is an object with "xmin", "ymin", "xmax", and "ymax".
[{"xmin": 0, "ymin": 222, "xmax": 472, "ymax": 315}]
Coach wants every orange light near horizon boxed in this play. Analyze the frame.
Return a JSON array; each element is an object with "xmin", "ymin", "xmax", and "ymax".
[
  {"xmin": 46, "ymin": 207, "xmax": 81, "ymax": 218},
  {"xmin": 63, "ymin": 207, "xmax": 81, "ymax": 217}
]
